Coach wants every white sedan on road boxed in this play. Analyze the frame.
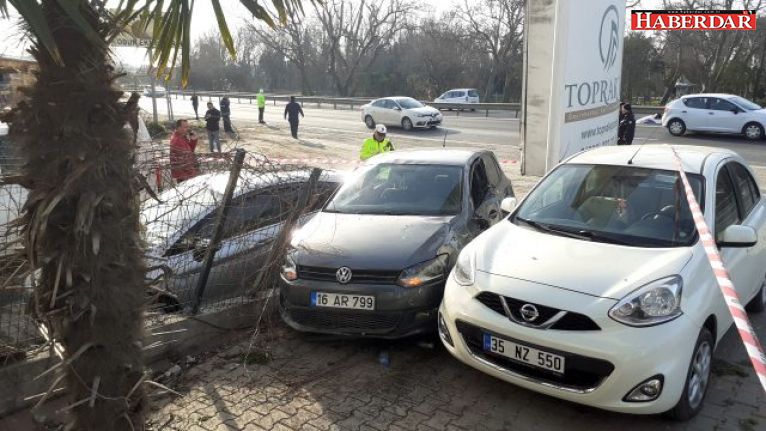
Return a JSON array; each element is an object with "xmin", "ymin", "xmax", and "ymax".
[
  {"xmin": 439, "ymin": 144, "xmax": 766, "ymax": 420},
  {"xmin": 361, "ymin": 97, "xmax": 442, "ymax": 131},
  {"xmin": 662, "ymin": 93, "xmax": 766, "ymax": 140}
]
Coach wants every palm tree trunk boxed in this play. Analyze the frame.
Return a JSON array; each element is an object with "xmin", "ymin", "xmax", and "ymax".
[{"xmin": 6, "ymin": 3, "xmax": 146, "ymax": 430}]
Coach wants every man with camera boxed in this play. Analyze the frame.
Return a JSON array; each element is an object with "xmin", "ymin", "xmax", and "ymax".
[{"xmin": 169, "ymin": 119, "xmax": 199, "ymax": 183}]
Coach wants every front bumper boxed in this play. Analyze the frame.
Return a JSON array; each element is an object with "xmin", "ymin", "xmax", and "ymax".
[
  {"xmin": 279, "ymin": 276, "xmax": 444, "ymax": 338},
  {"xmin": 439, "ymin": 272, "xmax": 698, "ymax": 415},
  {"xmin": 414, "ymin": 117, "xmax": 442, "ymax": 128}
]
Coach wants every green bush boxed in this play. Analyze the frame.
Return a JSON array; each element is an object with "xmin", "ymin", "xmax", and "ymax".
[{"xmin": 146, "ymin": 121, "xmax": 168, "ymax": 139}]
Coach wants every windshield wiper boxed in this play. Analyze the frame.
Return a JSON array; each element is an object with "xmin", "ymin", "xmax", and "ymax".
[{"xmin": 516, "ymin": 217, "xmax": 592, "ymax": 241}]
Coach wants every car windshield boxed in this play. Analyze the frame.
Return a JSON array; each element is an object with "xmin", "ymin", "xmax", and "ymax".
[
  {"xmin": 396, "ymin": 98, "xmax": 424, "ymax": 109},
  {"xmin": 730, "ymin": 96, "xmax": 761, "ymax": 110},
  {"xmin": 513, "ymin": 164, "xmax": 704, "ymax": 247},
  {"xmin": 325, "ymin": 163, "xmax": 463, "ymax": 216}
]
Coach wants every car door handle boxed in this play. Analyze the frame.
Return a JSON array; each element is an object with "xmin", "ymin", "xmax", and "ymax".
[{"xmin": 708, "ymin": 112, "xmax": 715, "ymax": 115}]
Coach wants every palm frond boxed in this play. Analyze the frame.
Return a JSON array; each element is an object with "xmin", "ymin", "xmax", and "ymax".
[{"xmin": 2, "ymin": 0, "xmax": 62, "ymax": 64}]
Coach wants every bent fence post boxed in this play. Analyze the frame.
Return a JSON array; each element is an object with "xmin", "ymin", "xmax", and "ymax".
[
  {"xmin": 248, "ymin": 168, "xmax": 322, "ymax": 297},
  {"xmin": 190, "ymin": 149, "xmax": 247, "ymax": 314}
]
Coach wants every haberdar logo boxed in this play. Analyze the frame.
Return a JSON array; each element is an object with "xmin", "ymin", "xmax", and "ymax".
[
  {"xmin": 599, "ymin": 5, "xmax": 620, "ymax": 72},
  {"xmin": 632, "ymin": 10, "xmax": 757, "ymax": 31}
]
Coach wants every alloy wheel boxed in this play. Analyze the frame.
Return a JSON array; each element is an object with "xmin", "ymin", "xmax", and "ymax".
[
  {"xmin": 687, "ymin": 340, "xmax": 712, "ymax": 409},
  {"xmin": 669, "ymin": 121, "xmax": 684, "ymax": 135}
]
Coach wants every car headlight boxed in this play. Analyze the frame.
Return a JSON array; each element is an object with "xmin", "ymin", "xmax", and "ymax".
[
  {"xmin": 281, "ymin": 254, "xmax": 298, "ymax": 281},
  {"xmin": 608, "ymin": 276, "xmax": 683, "ymax": 327},
  {"xmin": 417, "ymin": 113, "xmax": 431, "ymax": 117},
  {"xmin": 453, "ymin": 248, "xmax": 475, "ymax": 286},
  {"xmin": 398, "ymin": 254, "xmax": 448, "ymax": 288}
]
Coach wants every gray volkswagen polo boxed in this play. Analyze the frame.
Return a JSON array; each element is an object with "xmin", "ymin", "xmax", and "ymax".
[{"xmin": 279, "ymin": 150, "xmax": 514, "ymax": 338}]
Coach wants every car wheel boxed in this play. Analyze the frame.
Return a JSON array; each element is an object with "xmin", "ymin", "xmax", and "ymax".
[
  {"xmin": 745, "ymin": 282, "xmax": 766, "ymax": 313},
  {"xmin": 402, "ymin": 117, "xmax": 413, "ymax": 131},
  {"xmin": 364, "ymin": 115, "xmax": 376, "ymax": 129},
  {"xmin": 743, "ymin": 122, "xmax": 764, "ymax": 141},
  {"xmin": 668, "ymin": 119, "xmax": 686, "ymax": 136},
  {"xmin": 667, "ymin": 327, "xmax": 714, "ymax": 421}
]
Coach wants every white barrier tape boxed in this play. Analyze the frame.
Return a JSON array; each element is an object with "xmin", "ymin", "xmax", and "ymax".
[{"xmin": 670, "ymin": 146, "xmax": 766, "ymax": 392}]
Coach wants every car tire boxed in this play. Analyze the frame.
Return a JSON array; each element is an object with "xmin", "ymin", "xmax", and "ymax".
[
  {"xmin": 666, "ymin": 327, "xmax": 714, "ymax": 421},
  {"xmin": 743, "ymin": 122, "xmax": 764, "ymax": 141},
  {"xmin": 402, "ymin": 117, "xmax": 413, "ymax": 131},
  {"xmin": 745, "ymin": 283, "xmax": 766, "ymax": 313},
  {"xmin": 667, "ymin": 119, "xmax": 686, "ymax": 136},
  {"xmin": 364, "ymin": 115, "xmax": 376, "ymax": 129}
]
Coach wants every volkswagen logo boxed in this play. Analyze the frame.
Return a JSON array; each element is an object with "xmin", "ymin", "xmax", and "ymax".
[
  {"xmin": 336, "ymin": 267, "xmax": 352, "ymax": 284},
  {"xmin": 519, "ymin": 304, "xmax": 540, "ymax": 322},
  {"xmin": 599, "ymin": 5, "xmax": 620, "ymax": 72}
]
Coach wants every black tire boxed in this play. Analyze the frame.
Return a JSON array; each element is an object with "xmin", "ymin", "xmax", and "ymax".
[
  {"xmin": 743, "ymin": 122, "xmax": 764, "ymax": 141},
  {"xmin": 402, "ymin": 117, "xmax": 413, "ymax": 131},
  {"xmin": 667, "ymin": 119, "xmax": 686, "ymax": 136},
  {"xmin": 364, "ymin": 115, "xmax": 376, "ymax": 129},
  {"xmin": 745, "ymin": 283, "xmax": 766, "ymax": 313},
  {"xmin": 666, "ymin": 327, "xmax": 714, "ymax": 421}
]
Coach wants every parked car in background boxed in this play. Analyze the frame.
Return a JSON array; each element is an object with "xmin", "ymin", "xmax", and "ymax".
[
  {"xmin": 143, "ymin": 85, "xmax": 167, "ymax": 98},
  {"xmin": 143, "ymin": 169, "xmax": 345, "ymax": 308},
  {"xmin": 434, "ymin": 88, "xmax": 480, "ymax": 110},
  {"xmin": 662, "ymin": 93, "xmax": 766, "ymax": 140},
  {"xmin": 440, "ymin": 144, "xmax": 766, "ymax": 420},
  {"xmin": 361, "ymin": 97, "xmax": 443, "ymax": 131},
  {"xmin": 279, "ymin": 149, "xmax": 514, "ymax": 338}
]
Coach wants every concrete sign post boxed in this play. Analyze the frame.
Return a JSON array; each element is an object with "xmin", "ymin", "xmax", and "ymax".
[{"xmin": 521, "ymin": 0, "xmax": 625, "ymax": 176}]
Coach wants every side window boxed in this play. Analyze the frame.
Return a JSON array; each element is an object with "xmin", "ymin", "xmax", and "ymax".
[
  {"xmin": 372, "ymin": 100, "xmax": 386, "ymax": 108},
  {"xmin": 683, "ymin": 97, "xmax": 708, "ymax": 109},
  {"xmin": 455, "ymin": 91, "xmax": 465, "ymax": 98},
  {"xmin": 709, "ymin": 98, "xmax": 736, "ymax": 112},
  {"xmin": 729, "ymin": 162, "xmax": 760, "ymax": 218},
  {"xmin": 310, "ymin": 182, "xmax": 339, "ymax": 211},
  {"xmin": 481, "ymin": 154, "xmax": 502, "ymax": 189},
  {"xmin": 468, "ymin": 90, "xmax": 479, "ymax": 97},
  {"xmin": 470, "ymin": 160, "xmax": 490, "ymax": 207},
  {"xmin": 715, "ymin": 169, "xmax": 742, "ymax": 238},
  {"xmin": 384, "ymin": 100, "xmax": 398, "ymax": 109}
]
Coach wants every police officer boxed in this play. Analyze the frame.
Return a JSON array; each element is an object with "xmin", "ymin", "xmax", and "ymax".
[{"xmin": 360, "ymin": 125, "xmax": 395, "ymax": 161}]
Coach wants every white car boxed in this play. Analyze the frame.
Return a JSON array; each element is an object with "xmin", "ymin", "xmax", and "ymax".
[
  {"xmin": 361, "ymin": 97, "xmax": 442, "ymax": 131},
  {"xmin": 434, "ymin": 88, "xmax": 480, "ymax": 108},
  {"xmin": 143, "ymin": 85, "xmax": 167, "ymax": 97},
  {"xmin": 662, "ymin": 93, "xmax": 766, "ymax": 140},
  {"xmin": 439, "ymin": 144, "xmax": 766, "ymax": 420}
]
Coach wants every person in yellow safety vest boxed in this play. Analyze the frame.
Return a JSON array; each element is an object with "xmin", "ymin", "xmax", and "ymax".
[
  {"xmin": 360, "ymin": 125, "xmax": 395, "ymax": 161},
  {"xmin": 257, "ymin": 89, "xmax": 266, "ymax": 124}
]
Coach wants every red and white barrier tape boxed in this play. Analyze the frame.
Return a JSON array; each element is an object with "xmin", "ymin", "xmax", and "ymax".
[
  {"xmin": 269, "ymin": 158, "xmax": 520, "ymax": 166},
  {"xmin": 670, "ymin": 147, "xmax": 766, "ymax": 392}
]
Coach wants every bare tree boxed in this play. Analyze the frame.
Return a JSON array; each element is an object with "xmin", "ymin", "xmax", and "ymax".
[
  {"xmin": 313, "ymin": 0, "xmax": 413, "ymax": 96},
  {"xmin": 459, "ymin": 0, "xmax": 524, "ymax": 102}
]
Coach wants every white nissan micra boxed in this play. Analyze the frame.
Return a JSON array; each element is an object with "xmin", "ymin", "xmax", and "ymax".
[{"xmin": 439, "ymin": 144, "xmax": 766, "ymax": 420}]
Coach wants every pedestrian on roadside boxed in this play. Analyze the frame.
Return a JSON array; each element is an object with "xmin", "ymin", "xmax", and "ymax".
[
  {"xmin": 191, "ymin": 92, "xmax": 199, "ymax": 120},
  {"xmin": 360, "ymin": 125, "xmax": 394, "ymax": 161},
  {"xmin": 169, "ymin": 119, "xmax": 199, "ymax": 183},
  {"xmin": 204, "ymin": 101, "xmax": 222, "ymax": 152},
  {"xmin": 221, "ymin": 96, "xmax": 234, "ymax": 134},
  {"xmin": 618, "ymin": 103, "xmax": 635, "ymax": 145},
  {"xmin": 284, "ymin": 96, "xmax": 304, "ymax": 139},
  {"xmin": 257, "ymin": 89, "xmax": 266, "ymax": 124}
]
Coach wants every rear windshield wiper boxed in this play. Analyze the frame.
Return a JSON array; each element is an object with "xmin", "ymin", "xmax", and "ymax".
[{"xmin": 516, "ymin": 217, "xmax": 592, "ymax": 241}]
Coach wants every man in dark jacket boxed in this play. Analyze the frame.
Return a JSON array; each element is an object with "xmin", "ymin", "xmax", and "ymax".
[
  {"xmin": 204, "ymin": 102, "xmax": 222, "ymax": 152},
  {"xmin": 220, "ymin": 96, "xmax": 234, "ymax": 134},
  {"xmin": 618, "ymin": 103, "xmax": 635, "ymax": 145},
  {"xmin": 191, "ymin": 93, "xmax": 199, "ymax": 120},
  {"xmin": 284, "ymin": 96, "xmax": 305, "ymax": 139}
]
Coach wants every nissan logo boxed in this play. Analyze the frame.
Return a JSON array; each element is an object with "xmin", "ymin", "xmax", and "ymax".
[
  {"xmin": 599, "ymin": 5, "xmax": 620, "ymax": 72},
  {"xmin": 519, "ymin": 304, "xmax": 540, "ymax": 322},
  {"xmin": 336, "ymin": 267, "xmax": 352, "ymax": 284}
]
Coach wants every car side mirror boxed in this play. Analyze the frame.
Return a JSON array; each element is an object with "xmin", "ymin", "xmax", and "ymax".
[
  {"xmin": 394, "ymin": 107, "xmax": 401, "ymax": 111},
  {"xmin": 501, "ymin": 197, "xmax": 517, "ymax": 214},
  {"xmin": 718, "ymin": 225, "xmax": 757, "ymax": 248},
  {"xmin": 731, "ymin": 108, "xmax": 740, "ymax": 114}
]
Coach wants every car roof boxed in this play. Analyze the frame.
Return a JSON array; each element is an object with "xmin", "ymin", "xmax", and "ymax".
[
  {"xmin": 366, "ymin": 149, "xmax": 483, "ymax": 166},
  {"xmin": 678, "ymin": 93, "xmax": 738, "ymax": 99},
  {"xmin": 445, "ymin": 88, "xmax": 477, "ymax": 92},
  {"xmin": 566, "ymin": 144, "xmax": 736, "ymax": 174}
]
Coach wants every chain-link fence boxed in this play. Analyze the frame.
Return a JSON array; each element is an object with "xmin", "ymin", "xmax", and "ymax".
[{"xmin": 0, "ymin": 129, "xmax": 341, "ymax": 361}]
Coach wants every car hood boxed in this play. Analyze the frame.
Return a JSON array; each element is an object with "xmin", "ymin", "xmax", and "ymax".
[
  {"xmin": 291, "ymin": 212, "xmax": 454, "ymax": 270},
  {"xmin": 405, "ymin": 106, "xmax": 441, "ymax": 116},
  {"xmin": 473, "ymin": 222, "xmax": 694, "ymax": 300}
]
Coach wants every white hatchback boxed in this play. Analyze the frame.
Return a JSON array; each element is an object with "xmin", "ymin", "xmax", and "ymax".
[
  {"xmin": 361, "ymin": 97, "xmax": 442, "ymax": 131},
  {"xmin": 434, "ymin": 88, "xmax": 480, "ymax": 107},
  {"xmin": 662, "ymin": 93, "xmax": 766, "ymax": 140},
  {"xmin": 439, "ymin": 144, "xmax": 766, "ymax": 420}
]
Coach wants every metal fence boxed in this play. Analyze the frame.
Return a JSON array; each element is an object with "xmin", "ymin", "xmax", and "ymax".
[{"xmin": 0, "ymin": 134, "xmax": 336, "ymax": 360}]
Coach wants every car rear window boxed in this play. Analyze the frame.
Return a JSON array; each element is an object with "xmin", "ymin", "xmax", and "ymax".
[
  {"xmin": 468, "ymin": 90, "xmax": 479, "ymax": 97},
  {"xmin": 683, "ymin": 97, "xmax": 708, "ymax": 109}
]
